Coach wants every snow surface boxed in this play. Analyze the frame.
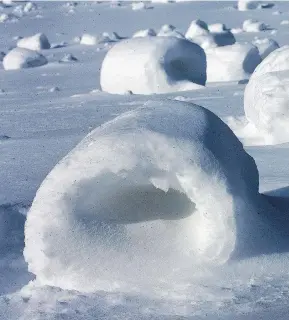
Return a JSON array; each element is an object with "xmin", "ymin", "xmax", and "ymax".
[
  {"xmin": 2, "ymin": 1, "xmax": 289, "ymax": 319},
  {"xmin": 17, "ymin": 33, "xmax": 51, "ymax": 51},
  {"xmin": 100, "ymin": 37, "xmax": 206, "ymax": 94}
]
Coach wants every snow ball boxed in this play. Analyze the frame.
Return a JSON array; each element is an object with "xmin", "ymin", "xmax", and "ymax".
[
  {"xmin": 244, "ymin": 46, "xmax": 289, "ymax": 144},
  {"xmin": 17, "ymin": 33, "xmax": 50, "ymax": 51},
  {"xmin": 3, "ymin": 47, "xmax": 47, "ymax": 70},
  {"xmin": 24, "ymin": 100, "xmax": 261, "ymax": 291},
  {"xmin": 100, "ymin": 37, "xmax": 206, "ymax": 94},
  {"xmin": 231, "ymin": 27, "xmax": 243, "ymax": 34},
  {"xmin": 206, "ymin": 43, "xmax": 261, "ymax": 82},
  {"xmin": 0, "ymin": 13, "xmax": 18, "ymax": 23},
  {"xmin": 131, "ymin": 2, "xmax": 147, "ymax": 10},
  {"xmin": 133, "ymin": 28, "xmax": 156, "ymax": 37},
  {"xmin": 49, "ymin": 86, "xmax": 60, "ymax": 92},
  {"xmin": 243, "ymin": 19, "xmax": 268, "ymax": 32},
  {"xmin": 59, "ymin": 53, "xmax": 78, "ymax": 63},
  {"xmin": 238, "ymin": 0, "xmax": 259, "ymax": 11},
  {"xmin": 208, "ymin": 23, "xmax": 227, "ymax": 33},
  {"xmin": 280, "ymin": 20, "xmax": 289, "ymax": 25},
  {"xmin": 80, "ymin": 34, "xmax": 97, "ymax": 45},
  {"xmin": 252, "ymin": 38, "xmax": 279, "ymax": 60},
  {"xmin": 185, "ymin": 20, "xmax": 217, "ymax": 49}
]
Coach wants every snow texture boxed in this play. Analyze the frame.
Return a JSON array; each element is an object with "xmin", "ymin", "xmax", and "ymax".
[
  {"xmin": 100, "ymin": 37, "xmax": 206, "ymax": 94},
  {"xmin": 17, "ymin": 33, "xmax": 51, "ymax": 51},
  {"xmin": 206, "ymin": 43, "xmax": 261, "ymax": 82},
  {"xmin": 24, "ymin": 100, "xmax": 273, "ymax": 292},
  {"xmin": 3, "ymin": 47, "xmax": 47, "ymax": 70}
]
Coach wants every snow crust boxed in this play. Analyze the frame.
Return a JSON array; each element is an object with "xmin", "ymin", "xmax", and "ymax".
[
  {"xmin": 24, "ymin": 100, "xmax": 265, "ymax": 292},
  {"xmin": 206, "ymin": 43, "xmax": 261, "ymax": 82},
  {"xmin": 3, "ymin": 47, "xmax": 47, "ymax": 70},
  {"xmin": 100, "ymin": 37, "xmax": 206, "ymax": 94},
  {"xmin": 17, "ymin": 33, "xmax": 50, "ymax": 51}
]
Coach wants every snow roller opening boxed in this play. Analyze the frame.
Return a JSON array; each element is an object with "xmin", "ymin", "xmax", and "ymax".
[
  {"xmin": 25, "ymin": 100, "xmax": 271, "ymax": 292},
  {"xmin": 100, "ymin": 37, "xmax": 206, "ymax": 94}
]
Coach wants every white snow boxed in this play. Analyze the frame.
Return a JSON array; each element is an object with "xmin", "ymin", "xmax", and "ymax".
[
  {"xmin": 243, "ymin": 19, "xmax": 268, "ymax": 32},
  {"xmin": 252, "ymin": 38, "xmax": 279, "ymax": 59},
  {"xmin": 206, "ymin": 43, "xmax": 261, "ymax": 82},
  {"xmin": 131, "ymin": 2, "xmax": 148, "ymax": 10},
  {"xmin": 24, "ymin": 100, "xmax": 270, "ymax": 292},
  {"xmin": 3, "ymin": 47, "xmax": 47, "ymax": 70},
  {"xmin": 100, "ymin": 37, "xmax": 206, "ymax": 94},
  {"xmin": 80, "ymin": 33, "xmax": 97, "ymax": 45},
  {"xmin": 17, "ymin": 33, "xmax": 50, "ymax": 51}
]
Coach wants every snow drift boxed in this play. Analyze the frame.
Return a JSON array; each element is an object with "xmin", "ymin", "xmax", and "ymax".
[
  {"xmin": 17, "ymin": 33, "xmax": 50, "ymax": 51},
  {"xmin": 206, "ymin": 43, "xmax": 261, "ymax": 82},
  {"xmin": 100, "ymin": 37, "xmax": 206, "ymax": 94},
  {"xmin": 3, "ymin": 47, "xmax": 47, "ymax": 70},
  {"xmin": 24, "ymin": 100, "xmax": 279, "ymax": 292},
  {"xmin": 244, "ymin": 46, "xmax": 289, "ymax": 144}
]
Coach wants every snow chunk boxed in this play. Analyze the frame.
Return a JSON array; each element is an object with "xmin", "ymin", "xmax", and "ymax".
[
  {"xmin": 238, "ymin": 0, "xmax": 259, "ymax": 11},
  {"xmin": 3, "ymin": 47, "xmax": 47, "ymax": 70},
  {"xmin": 24, "ymin": 100, "xmax": 261, "ymax": 291},
  {"xmin": 252, "ymin": 38, "xmax": 279, "ymax": 59},
  {"xmin": 206, "ymin": 43, "xmax": 261, "ymax": 82},
  {"xmin": 80, "ymin": 34, "xmax": 97, "ymax": 45},
  {"xmin": 133, "ymin": 28, "xmax": 156, "ymax": 37},
  {"xmin": 100, "ymin": 37, "xmax": 206, "ymax": 94},
  {"xmin": 243, "ymin": 19, "xmax": 268, "ymax": 32},
  {"xmin": 17, "ymin": 33, "xmax": 50, "ymax": 51},
  {"xmin": 244, "ymin": 46, "xmax": 289, "ymax": 144}
]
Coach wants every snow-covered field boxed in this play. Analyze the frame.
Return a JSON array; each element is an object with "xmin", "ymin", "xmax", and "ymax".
[{"xmin": 2, "ymin": 1, "xmax": 289, "ymax": 319}]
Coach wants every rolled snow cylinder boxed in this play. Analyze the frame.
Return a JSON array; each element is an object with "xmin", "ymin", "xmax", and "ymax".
[
  {"xmin": 17, "ymin": 33, "xmax": 50, "ymax": 51},
  {"xmin": 24, "ymin": 100, "xmax": 275, "ymax": 293},
  {"xmin": 238, "ymin": 0, "xmax": 259, "ymax": 11},
  {"xmin": 206, "ymin": 43, "xmax": 261, "ymax": 82},
  {"xmin": 3, "ymin": 47, "xmax": 47, "ymax": 70},
  {"xmin": 100, "ymin": 37, "xmax": 206, "ymax": 94},
  {"xmin": 252, "ymin": 38, "xmax": 279, "ymax": 60}
]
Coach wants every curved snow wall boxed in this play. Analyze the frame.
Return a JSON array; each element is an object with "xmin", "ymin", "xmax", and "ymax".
[{"xmin": 24, "ymin": 100, "xmax": 280, "ymax": 292}]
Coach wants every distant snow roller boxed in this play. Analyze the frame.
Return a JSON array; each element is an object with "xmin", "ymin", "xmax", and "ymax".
[
  {"xmin": 100, "ymin": 37, "xmax": 207, "ymax": 94},
  {"xmin": 24, "ymin": 100, "xmax": 281, "ymax": 292}
]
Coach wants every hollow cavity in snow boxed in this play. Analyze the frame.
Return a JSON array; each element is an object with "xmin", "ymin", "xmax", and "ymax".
[
  {"xmin": 17, "ymin": 33, "xmax": 50, "ymax": 51},
  {"xmin": 100, "ymin": 37, "xmax": 206, "ymax": 94},
  {"xmin": 24, "ymin": 100, "xmax": 281, "ymax": 293},
  {"xmin": 3, "ymin": 47, "xmax": 47, "ymax": 70},
  {"xmin": 206, "ymin": 42, "xmax": 261, "ymax": 82}
]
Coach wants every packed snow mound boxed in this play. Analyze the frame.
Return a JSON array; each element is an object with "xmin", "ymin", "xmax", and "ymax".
[
  {"xmin": 100, "ymin": 37, "xmax": 206, "ymax": 94},
  {"xmin": 238, "ymin": 0, "xmax": 259, "ymax": 11},
  {"xmin": 185, "ymin": 19, "xmax": 235, "ymax": 48},
  {"xmin": 243, "ymin": 19, "xmax": 267, "ymax": 32},
  {"xmin": 244, "ymin": 69, "xmax": 289, "ymax": 144},
  {"xmin": 133, "ymin": 28, "xmax": 156, "ymax": 37},
  {"xmin": 206, "ymin": 43, "xmax": 261, "ymax": 82},
  {"xmin": 17, "ymin": 33, "xmax": 50, "ymax": 51},
  {"xmin": 252, "ymin": 38, "xmax": 279, "ymax": 60},
  {"xmin": 3, "ymin": 47, "xmax": 47, "ymax": 70},
  {"xmin": 251, "ymin": 45, "xmax": 289, "ymax": 77},
  {"xmin": 25, "ymin": 100, "xmax": 272, "ymax": 292}
]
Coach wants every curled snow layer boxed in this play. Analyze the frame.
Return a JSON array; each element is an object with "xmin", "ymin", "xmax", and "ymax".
[
  {"xmin": 3, "ymin": 47, "xmax": 47, "ymax": 70},
  {"xmin": 100, "ymin": 37, "xmax": 206, "ymax": 94},
  {"xmin": 24, "ymin": 100, "xmax": 265, "ymax": 292},
  {"xmin": 206, "ymin": 43, "xmax": 261, "ymax": 82},
  {"xmin": 17, "ymin": 33, "xmax": 50, "ymax": 51},
  {"xmin": 252, "ymin": 38, "xmax": 279, "ymax": 60},
  {"xmin": 244, "ymin": 46, "xmax": 289, "ymax": 144}
]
